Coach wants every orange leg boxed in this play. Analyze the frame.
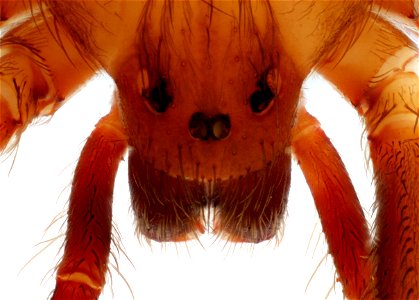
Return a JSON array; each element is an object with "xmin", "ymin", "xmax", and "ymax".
[
  {"xmin": 0, "ymin": 3, "xmax": 95, "ymax": 150},
  {"xmin": 318, "ymin": 7, "xmax": 418, "ymax": 297},
  {"xmin": 52, "ymin": 104, "xmax": 128, "ymax": 299},
  {"xmin": 292, "ymin": 108, "xmax": 372, "ymax": 299},
  {"xmin": 363, "ymin": 55, "xmax": 419, "ymax": 299}
]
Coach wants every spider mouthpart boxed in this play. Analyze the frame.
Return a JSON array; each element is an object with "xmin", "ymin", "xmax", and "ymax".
[
  {"xmin": 128, "ymin": 149, "xmax": 291, "ymax": 244},
  {"xmin": 189, "ymin": 112, "xmax": 231, "ymax": 141},
  {"xmin": 143, "ymin": 78, "xmax": 172, "ymax": 113},
  {"xmin": 129, "ymin": 149, "xmax": 207, "ymax": 242},
  {"xmin": 249, "ymin": 70, "xmax": 275, "ymax": 113}
]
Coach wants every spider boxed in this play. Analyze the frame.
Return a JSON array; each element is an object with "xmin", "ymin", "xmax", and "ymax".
[
  {"xmin": 1, "ymin": 74, "xmax": 374, "ymax": 300},
  {"xmin": 1, "ymin": 1, "xmax": 418, "ymax": 299}
]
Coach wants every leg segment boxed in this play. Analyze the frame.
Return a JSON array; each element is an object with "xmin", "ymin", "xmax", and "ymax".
[
  {"xmin": 363, "ymin": 51, "xmax": 418, "ymax": 299},
  {"xmin": 52, "ymin": 105, "xmax": 128, "ymax": 299},
  {"xmin": 318, "ymin": 8, "xmax": 417, "ymax": 297},
  {"xmin": 292, "ymin": 108, "xmax": 372, "ymax": 299},
  {"xmin": 0, "ymin": 5, "xmax": 95, "ymax": 150}
]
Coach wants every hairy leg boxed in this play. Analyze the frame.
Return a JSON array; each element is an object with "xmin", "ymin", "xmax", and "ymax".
[
  {"xmin": 292, "ymin": 107, "xmax": 372, "ymax": 299},
  {"xmin": 320, "ymin": 10, "xmax": 418, "ymax": 298},
  {"xmin": 1, "ymin": 3, "xmax": 95, "ymax": 150},
  {"xmin": 364, "ymin": 49, "xmax": 418, "ymax": 299},
  {"xmin": 52, "ymin": 104, "xmax": 128, "ymax": 299}
]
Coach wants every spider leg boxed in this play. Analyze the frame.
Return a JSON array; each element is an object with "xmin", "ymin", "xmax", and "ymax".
[
  {"xmin": 292, "ymin": 107, "xmax": 372, "ymax": 299},
  {"xmin": 52, "ymin": 103, "xmax": 128, "ymax": 300},
  {"xmin": 0, "ymin": 4, "xmax": 96, "ymax": 150},
  {"xmin": 362, "ymin": 52, "xmax": 418, "ymax": 299},
  {"xmin": 320, "ymin": 10, "xmax": 418, "ymax": 298}
]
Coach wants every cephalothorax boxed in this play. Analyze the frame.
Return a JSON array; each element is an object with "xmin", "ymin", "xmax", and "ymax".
[{"xmin": 1, "ymin": 1, "xmax": 418, "ymax": 299}]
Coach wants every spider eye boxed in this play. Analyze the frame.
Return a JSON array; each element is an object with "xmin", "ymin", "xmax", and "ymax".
[
  {"xmin": 143, "ymin": 78, "xmax": 172, "ymax": 113},
  {"xmin": 249, "ymin": 71, "xmax": 275, "ymax": 113}
]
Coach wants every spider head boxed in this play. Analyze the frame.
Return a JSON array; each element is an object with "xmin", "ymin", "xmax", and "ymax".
[
  {"xmin": 117, "ymin": 55, "xmax": 301, "ymax": 182},
  {"xmin": 114, "ymin": 2, "xmax": 304, "ymax": 242}
]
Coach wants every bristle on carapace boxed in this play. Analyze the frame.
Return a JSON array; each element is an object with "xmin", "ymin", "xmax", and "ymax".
[{"xmin": 129, "ymin": 149, "xmax": 291, "ymax": 244}]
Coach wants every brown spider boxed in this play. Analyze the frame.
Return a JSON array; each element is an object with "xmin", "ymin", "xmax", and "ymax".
[{"xmin": 1, "ymin": 1, "xmax": 418, "ymax": 299}]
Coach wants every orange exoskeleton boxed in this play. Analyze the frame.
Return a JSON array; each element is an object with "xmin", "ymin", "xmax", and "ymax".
[{"xmin": 1, "ymin": 1, "xmax": 417, "ymax": 299}]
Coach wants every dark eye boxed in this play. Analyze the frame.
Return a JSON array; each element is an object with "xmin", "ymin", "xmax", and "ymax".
[
  {"xmin": 249, "ymin": 73, "xmax": 275, "ymax": 113},
  {"xmin": 143, "ymin": 78, "xmax": 172, "ymax": 113}
]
